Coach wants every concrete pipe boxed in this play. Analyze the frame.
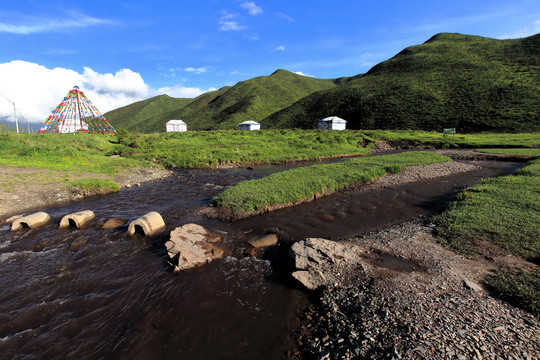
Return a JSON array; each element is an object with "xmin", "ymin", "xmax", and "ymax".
[
  {"xmin": 11, "ymin": 212, "xmax": 51, "ymax": 231},
  {"xmin": 127, "ymin": 211, "xmax": 165, "ymax": 237},
  {"xmin": 59, "ymin": 210, "xmax": 96, "ymax": 229}
]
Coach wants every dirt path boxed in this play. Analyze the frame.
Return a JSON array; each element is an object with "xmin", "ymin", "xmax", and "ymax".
[{"xmin": 0, "ymin": 166, "xmax": 171, "ymax": 219}]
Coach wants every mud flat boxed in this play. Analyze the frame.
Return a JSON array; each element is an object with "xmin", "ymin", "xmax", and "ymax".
[{"xmin": 290, "ymin": 219, "xmax": 539, "ymax": 359}]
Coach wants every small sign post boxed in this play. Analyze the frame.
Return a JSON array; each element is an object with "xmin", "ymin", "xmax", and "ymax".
[{"xmin": 443, "ymin": 128, "xmax": 456, "ymax": 137}]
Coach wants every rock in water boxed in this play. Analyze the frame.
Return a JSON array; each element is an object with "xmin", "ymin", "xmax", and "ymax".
[
  {"xmin": 165, "ymin": 223, "xmax": 226, "ymax": 272},
  {"xmin": 98, "ymin": 218, "xmax": 128, "ymax": 229},
  {"xmin": 248, "ymin": 233, "xmax": 279, "ymax": 248}
]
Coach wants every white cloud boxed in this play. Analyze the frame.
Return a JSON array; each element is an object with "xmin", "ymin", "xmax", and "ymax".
[
  {"xmin": 275, "ymin": 12, "xmax": 294, "ymax": 23},
  {"xmin": 218, "ymin": 20, "xmax": 246, "ymax": 31},
  {"xmin": 155, "ymin": 85, "xmax": 215, "ymax": 98},
  {"xmin": 276, "ymin": 45, "xmax": 286, "ymax": 51},
  {"xmin": 184, "ymin": 67, "xmax": 208, "ymax": 74},
  {"xmin": 294, "ymin": 71, "xmax": 314, "ymax": 77},
  {"xmin": 0, "ymin": 61, "xmax": 210, "ymax": 125},
  {"xmin": 0, "ymin": 12, "xmax": 112, "ymax": 35},
  {"xmin": 497, "ymin": 18, "xmax": 540, "ymax": 39},
  {"xmin": 240, "ymin": 2, "xmax": 263, "ymax": 16}
]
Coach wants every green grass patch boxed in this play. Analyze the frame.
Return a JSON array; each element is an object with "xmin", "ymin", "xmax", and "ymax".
[
  {"xmin": 485, "ymin": 267, "xmax": 540, "ymax": 316},
  {"xmin": 211, "ymin": 152, "xmax": 451, "ymax": 217},
  {"xmin": 68, "ymin": 178, "xmax": 120, "ymax": 192},
  {"xmin": 434, "ymin": 157, "xmax": 540, "ymax": 261},
  {"xmin": 475, "ymin": 148, "xmax": 540, "ymax": 157},
  {"xmin": 363, "ymin": 130, "xmax": 540, "ymax": 148}
]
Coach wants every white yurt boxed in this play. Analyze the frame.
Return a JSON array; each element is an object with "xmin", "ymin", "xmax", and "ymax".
[
  {"xmin": 318, "ymin": 116, "xmax": 347, "ymax": 130},
  {"xmin": 166, "ymin": 120, "xmax": 187, "ymax": 132},
  {"xmin": 238, "ymin": 120, "xmax": 261, "ymax": 131}
]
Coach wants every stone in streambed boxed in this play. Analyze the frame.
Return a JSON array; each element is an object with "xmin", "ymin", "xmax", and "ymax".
[
  {"xmin": 97, "ymin": 218, "xmax": 129, "ymax": 229},
  {"xmin": 165, "ymin": 223, "xmax": 226, "ymax": 272},
  {"xmin": 248, "ymin": 233, "xmax": 279, "ymax": 248}
]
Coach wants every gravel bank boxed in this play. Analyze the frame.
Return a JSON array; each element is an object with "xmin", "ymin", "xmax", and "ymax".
[
  {"xmin": 291, "ymin": 220, "xmax": 539, "ymax": 359},
  {"xmin": 350, "ymin": 161, "xmax": 480, "ymax": 191}
]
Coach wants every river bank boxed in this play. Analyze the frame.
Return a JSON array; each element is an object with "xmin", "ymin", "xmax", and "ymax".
[
  {"xmin": 0, "ymin": 166, "xmax": 172, "ymax": 218},
  {"xmin": 289, "ymin": 219, "xmax": 539, "ymax": 359}
]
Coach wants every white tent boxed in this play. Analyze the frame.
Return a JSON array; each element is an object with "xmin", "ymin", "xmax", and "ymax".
[
  {"xmin": 238, "ymin": 120, "xmax": 261, "ymax": 131},
  {"xmin": 166, "ymin": 120, "xmax": 187, "ymax": 132},
  {"xmin": 318, "ymin": 116, "xmax": 347, "ymax": 130}
]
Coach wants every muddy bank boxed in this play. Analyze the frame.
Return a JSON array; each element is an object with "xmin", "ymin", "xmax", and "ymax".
[
  {"xmin": 0, "ymin": 166, "xmax": 172, "ymax": 219},
  {"xmin": 290, "ymin": 219, "xmax": 539, "ymax": 359}
]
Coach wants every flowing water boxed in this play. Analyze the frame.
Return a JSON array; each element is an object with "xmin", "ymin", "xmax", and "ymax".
[{"xmin": 0, "ymin": 158, "xmax": 522, "ymax": 359}]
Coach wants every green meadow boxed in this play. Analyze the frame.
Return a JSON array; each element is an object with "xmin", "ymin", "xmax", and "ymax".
[
  {"xmin": 111, "ymin": 129, "xmax": 371, "ymax": 167},
  {"xmin": 363, "ymin": 130, "xmax": 540, "ymax": 148}
]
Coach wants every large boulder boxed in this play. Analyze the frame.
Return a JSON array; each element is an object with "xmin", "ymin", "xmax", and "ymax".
[
  {"xmin": 291, "ymin": 238, "xmax": 366, "ymax": 290},
  {"xmin": 165, "ymin": 223, "xmax": 226, "ymax": 272}
]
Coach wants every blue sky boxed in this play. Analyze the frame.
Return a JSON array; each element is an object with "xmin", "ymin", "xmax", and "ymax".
[{"xmin": 0, "ymin": 0, "xmax": 538, "ymax": 125}]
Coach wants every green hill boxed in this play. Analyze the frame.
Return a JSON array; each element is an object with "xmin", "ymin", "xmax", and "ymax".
[
  {"xmin": 104, "ymin": 94, "xmax": 194, "ymax": 132},
  {"xmin": 0, "ymin": 121, "xmax": 16, "ymax": 133},
  {"xmin": 262, "ymin": 33, "xmax": 540, "ymax": 132},
  {"xmin": 106, "ymin": 70, "xmax": 339, "ymax": 132}
]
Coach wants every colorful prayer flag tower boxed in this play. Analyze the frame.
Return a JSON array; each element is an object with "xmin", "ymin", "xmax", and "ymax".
[{"xmin": 37, "ymin": 85, "xmax": 116, "ymax": 134}]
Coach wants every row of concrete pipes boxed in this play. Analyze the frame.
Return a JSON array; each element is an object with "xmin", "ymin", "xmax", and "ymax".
[{"xmin": 9, "ymin": 210, "xmax": 166, "ymax": 237}]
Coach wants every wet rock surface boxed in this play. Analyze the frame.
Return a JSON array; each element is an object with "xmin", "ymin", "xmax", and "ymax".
[
  {"xmin": 290, "ymin": 220, "xmax": 540, "ymax": 359},
  {"xmin": 165, "ymin": 223, "xmax": 227, "ymax": 272}
]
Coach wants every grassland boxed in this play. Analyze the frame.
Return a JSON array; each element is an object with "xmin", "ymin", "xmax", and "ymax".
[
  {"xmin": 113, "ymin": 129, "xmax": 371, "ymax": 168},
  {"xmin": 363, "ymin": 130, "xmax": 540, "ymax": 148},
  {"xmin": 210, "ymin": 152, "xmax": 451, "ymax": 218},
  {"xmin": 434, "ymin": 150, "xmax": 540, "ymax": 314},
  {"xmin": 0, "ymin": 133, "xmax": 149, "ymax": 175}
]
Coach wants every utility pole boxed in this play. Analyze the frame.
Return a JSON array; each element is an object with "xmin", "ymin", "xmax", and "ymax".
[{"xmin": 14, "ymin": 101, "xmax": 19, "ymax": 133}]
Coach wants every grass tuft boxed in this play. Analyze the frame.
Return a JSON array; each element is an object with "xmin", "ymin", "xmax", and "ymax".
[
  {"xmin": 485, "ymin": 267, "xmax": 540, "ymax": 316},
  {"xmin": 68, "ymin": 178, "xmax": 120, "ymax": 192}
]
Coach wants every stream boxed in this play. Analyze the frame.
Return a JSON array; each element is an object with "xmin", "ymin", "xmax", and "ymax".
[{"xmin": 0, "ymin": 157, "xmax": 522, "ymax": 359}]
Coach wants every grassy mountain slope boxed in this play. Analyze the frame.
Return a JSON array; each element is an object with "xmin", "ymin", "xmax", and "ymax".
[
  {"xmin": 108, "ymin": 70, "xmax": 339, "ymax": 132},
  {"xmin": 104, "ymin": 94, "xmax": 193, "ymax": 132},
  {"xmin": 146, "ymin": 69, "xmax": 338, "ymax": 131},
  {"xmin": 262, "ymin": 33, "xmax": 540, "ymax": 132}
]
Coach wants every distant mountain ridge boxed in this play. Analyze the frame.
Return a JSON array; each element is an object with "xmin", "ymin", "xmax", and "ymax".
[{"xmin": 105, "ymin": 32, "xmax": 540, "ymax": 133}]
